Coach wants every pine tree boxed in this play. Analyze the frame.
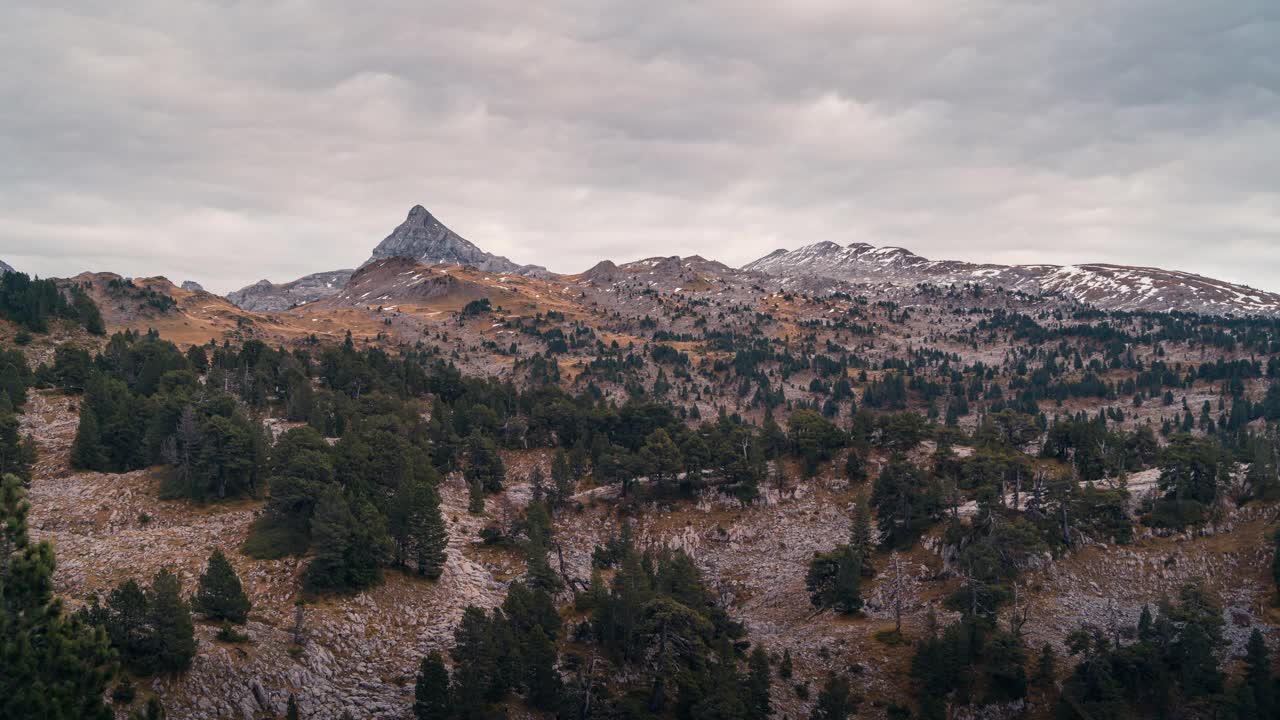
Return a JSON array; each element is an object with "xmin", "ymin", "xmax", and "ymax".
[
  {"xmin": 130, "ymin": 697, "xmax": 165, "ymax": 720},
  {"xmin": 410, "ymin": 483, "xmax": 448, "ymax": 580},
  {"xmin": 694, "ymin": 638, "xmax": 749, "ymax": 720},
  {"xmin": 147, "ymin": 568, "xmax": 196, "ymax": 673},
  {"xmin": 467, "ymin": 433, "xmax": 506, "ymax": 493},
  {"xmin": 747, "ymin": 644, "xmax": 773, "ymax": 720},
  {"xmin": 983, "ymin": 629, "xmax": 1029, "ymax": 702},
  {"xmin": 833, "ymin": 546, "xmax": 863, "ymax": 614},
  {"xmin": 1273, "ymin": 530, "xmax": 1280, "ymax": 604},
  {"xmin": 529, "ymin": 464, "xmax": 546, "ymax": 503},
  {"xmin": 285, "ymin": 694, "xmax": 300, "ymax": 720},
  {"xmin": 414, "ymin": 651, "xmax": 451, "ymax": 720},
  {"xmin": 306, "ymin": 486, "xmax": 355, "ymax": 591},
  {"xmin": 810, "ymin": 673, "xmax": 856, "ymax": 720},
  {"xmin": 522, "ymin": 627, "xmax": 562, "ymax": 710},
  {"xmin": 0, "ymin": 361, "xmax": 27, "ymax": 408},
  {"xmin": 1138, "ymin": 604, "xmax": 1154, "ymax": 639},
  {"xmin": 306, "ymin": 486, "xmax": 389, "ymax": 592},
  {"xmin": 761, "ymin": 408, "xmax": 786, "ymax": 459},
  {"xmin": 779, "ymin": 648, "xmax": 794, "ymax": 679},
  {"xmin": 1033, "ymin": 643, "xmax": 1056, "ymax": 686},
  {"xmin": 638, "ymin": 428, "xmax": 683, "ymax": 490},
  {"xmin": 0, "ymin": 474, "xmax": 115, "ymax": 720},
  {"xmin": 71, "ymin": 403, "xmax": 107, "ymax": 471},
  {"xmin": 467, "ymin": 477, "xmax": 485, "ymax": 515},
  {"xmin": 451, "ymin": 605, "xmax": 499, "ymax": 719},
  {"xmin": 193, "ymin": 548, "xmax": 252, "ymax": 623},
  {"xmin": 844, "ymin": 448, "xmax": 867, "ymax": 483},
  {"xmin": 805, "ymin": 546, "xmax": 862, "ymax": 614},
  {"xmin": 848, "ymin": 493, "xmax": 875, "ymax": 576},
  {"xmin": 103, "ymin": 579, "xmax": 151, "ymax": 668},
  {"xmin": 0, "ymin": 411, "xmax": 36, "ymax": 482},
  {"xmin": 1237, "ymin": 629, "xmax": 1275, "ymax": 719},
  {"xmin": 551, "ymin": 448, "xmax": 574, "ymax": 508}
]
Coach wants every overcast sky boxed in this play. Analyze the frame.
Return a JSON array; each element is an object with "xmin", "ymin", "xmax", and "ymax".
[{"xmin": 2, "ymin": 1, "xmax": 1277, "ymax": 294}]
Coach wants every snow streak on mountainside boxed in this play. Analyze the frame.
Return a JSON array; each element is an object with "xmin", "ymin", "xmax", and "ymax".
[{"xmin": 744, "ymin": 241, "xmax": 1280, "ymax": 316}]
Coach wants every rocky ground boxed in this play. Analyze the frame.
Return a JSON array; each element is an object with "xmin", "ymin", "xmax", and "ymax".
[{"xmin": 18, "ymin": 388, "xmax": 1280, "ymax": 719}]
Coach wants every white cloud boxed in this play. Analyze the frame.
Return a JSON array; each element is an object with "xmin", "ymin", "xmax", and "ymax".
[{"xmin": 0, "ymin": 0, "xmax": 1276, "ymax": 293}]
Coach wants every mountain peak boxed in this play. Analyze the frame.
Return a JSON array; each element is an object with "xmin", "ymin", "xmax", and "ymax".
[
  {"xmin": 405, "ymin": 204, "xmax": 434, "ymax": 222},
  {"xmin": 366, "ymin": 205, "xmax": 552, "ymax": 278}
]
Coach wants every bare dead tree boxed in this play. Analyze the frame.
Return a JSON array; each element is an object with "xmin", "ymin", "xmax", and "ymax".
[
  {"xmin": 1009, "ymin": 582, "xmax": 1031, "ymax": 636},
  {"xmin": 292, "ymin": 601, "xmax": 306, "ymax": 646},
  {"xmin": 892, "ymin": 553, "xmax": 904, "ymax": 634},
  {"xmin": 552, "ymin": 539, "xmax": 587, "ymax": 594}
]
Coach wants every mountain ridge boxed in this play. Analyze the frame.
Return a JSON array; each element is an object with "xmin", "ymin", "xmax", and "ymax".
[
  {"xmin": 743, "ymin": 240, "xmax": 1280, "ymax": 316},
  {"xmin": 225, "ymin": 205, "xmax": 1280, "ymax": 318}
]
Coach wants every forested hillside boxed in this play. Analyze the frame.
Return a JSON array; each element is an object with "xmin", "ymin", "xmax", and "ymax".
[{"xmin": 4, "ymin": 263, "xmax": 1280, "ymax": 720}]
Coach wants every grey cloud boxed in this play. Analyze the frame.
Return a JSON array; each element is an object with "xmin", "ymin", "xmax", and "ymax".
[{"xmin": 0, "ymin": 0, "xmax": 1276, "ymax": 293}]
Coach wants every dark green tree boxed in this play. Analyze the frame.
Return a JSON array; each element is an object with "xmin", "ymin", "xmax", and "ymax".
[
  {"xmin": 746, "ymin": 644, "xmax": 773, "ymax": 720},
  {"xmin": 146, "ymin": 568, "xmax": 196, "ymax": 674},
  {"xmin": 413, "ymin": 651, "xmax": 450, "ymax": 720},
  {"xmin": 450, "ymin": 605, "xmax": 502, "ymax": 719},
  {"xmin": 305, "ymin": 487, "xmax": 388, "ymax": 593},
  {"xmin": 192, "ymin": 548, "xmax": 252, "ymax": 623},
  {"xmin": 409, "ymin": 481, "xmax": 448, "ymax": 580},
  {"xmin": 788, "ymin": 409, "xmax": 844, "ymax": 476},
  {"xmin": 130, "ymin": 697, "xmax": 165, "ymax": 720},
  {"xmin": 0, "ymin": 410, "xmax": 36, "ymax": 483},
  {"xmin": 467, "ymin": 432, "xmax": 506, "ymax": 493},
  {"xmin": 1273, "ymin": 530, "xmax": 1280, "ymax": 604},
  {"xmin": 872, "ymin": 455, "xmax": 940, "ymax": 548},
  {"xmin": 1235, "ymin": 629, "xmax": 1276, "ymax": 720},
  {"xmin": 0, "ymin": 474, "xmax": 115, "ymax": 720},
  {"xmin": 638, "ymin": 428, "xmax": 684, "ymax": 491},
  {"xmin": 805, "ymin": 547, "xmax": 862, "ymax": 614},
  {"xmin": 551, "ymin": 448, "xmax": 574, "ymax": 508},
  {"xmin": 70, "ymin": 402, "xmax": 107, "ymax": 471},
  {"xmin": 810, "ymin": 673, "xmax": 857, "ymax": 720}
]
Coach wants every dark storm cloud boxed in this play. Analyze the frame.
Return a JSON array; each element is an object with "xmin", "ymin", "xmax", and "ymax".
[{"xmin": 1, "ymin": 0, "xmax": 1276, "ymax": 293}]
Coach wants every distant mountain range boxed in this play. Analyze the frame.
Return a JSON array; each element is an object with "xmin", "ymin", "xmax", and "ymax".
[
  {"xmin": 743, "ymin": 241, "xmax": 1280, "ymax": 316},
  {"xmin": 223, "ymin": 206, "xmax": 1280, "ymax": 317}
]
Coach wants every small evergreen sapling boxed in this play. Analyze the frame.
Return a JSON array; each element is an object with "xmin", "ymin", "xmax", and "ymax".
[{"xmin": 193, "ymin": 549, "xmax": 252, "ymax": 623}]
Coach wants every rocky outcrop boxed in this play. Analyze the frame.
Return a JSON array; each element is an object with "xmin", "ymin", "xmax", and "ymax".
[
  {"xmin": 0, "ymin": 259, "xmax": 14, "ymax": 274},
  {"xmin": 226, "ymin": 269, "xmax": 354, "ymax": 312},
  {"xmin": 366, "ymin": 205, "xmax": 552, "ymax": 278},
  {"xmin": 181, "ymin": 280, "xmax": 206, "ymax": 293}
]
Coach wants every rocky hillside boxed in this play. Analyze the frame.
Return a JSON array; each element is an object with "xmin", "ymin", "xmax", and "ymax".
[
  {"xmin": 744, "ymin": 241, "xmax": 1280, "ymax": 316},
  {"xmin": 226, "ymin": 269, "xmax": 355, "ymax": 312}
]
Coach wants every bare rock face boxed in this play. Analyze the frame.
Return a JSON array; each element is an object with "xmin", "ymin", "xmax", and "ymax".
[
  {"xmin": 181, "ymin": 280, "xmax": 206, "ymax": 293},
  {"xmin": 226, "ymin": 269, "xmax": 354, "ymax": 312},
  {"xmin": 744, "ymin": 241, "xmax": 1280, "ymax": 317},
  {"xmin": 0, "ymin": 259, "xmax": 14, "ymax": 274},
  {"xmin": 366, "ymin": 205, "xmax": 552, "ymax": 278}
]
